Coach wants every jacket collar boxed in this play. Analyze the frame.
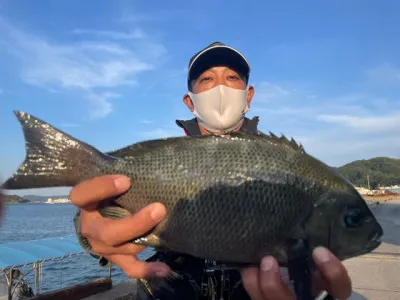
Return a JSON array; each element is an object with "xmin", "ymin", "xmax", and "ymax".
[{"xmin": 175, "ymin": 116, "xmax": 260, "ymax": 137}]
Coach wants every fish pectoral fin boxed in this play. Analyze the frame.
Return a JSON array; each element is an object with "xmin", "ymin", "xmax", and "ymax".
[
  {"xmin": 287, "ymin": 239, "xmax": 313, "ymax": 300},
  {"xmin": 131, "ymin": 233, "xmax": 161, "ymax": 247},
  {"xmin": 287, "ymin": 238, "xmax": 311, "ymax": 260},
  {"xmin": 100, "ymin": 206, "xmax": 162, "ymax": 247},
  {"xmin": 99, "ymin": 205, "xmax": 132, "ymax": 219}
]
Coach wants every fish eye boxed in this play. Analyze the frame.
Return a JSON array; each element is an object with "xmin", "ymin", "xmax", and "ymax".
[{"xmin": 344, "ymin": 209, "xmax": 363, "ymax": 228}]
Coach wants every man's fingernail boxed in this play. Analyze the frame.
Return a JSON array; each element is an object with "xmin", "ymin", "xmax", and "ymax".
[
  {"xmin": 261, "ymin": 256, "xmax": 275, "ymax": 271},
  {"xmin": 113, "ymin": 176, "xmax": 131, "ymax": 190},
  {"xmin": 151, "ymin": 204, "xmax": 166, "ymax": 222},
  {"xmin": 313, "ymin": 247, "xmax": 331, "ymax": 263}
]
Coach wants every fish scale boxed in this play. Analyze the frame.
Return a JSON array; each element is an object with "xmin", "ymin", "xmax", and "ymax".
[{"xmin": 2, "ymin": 111, "xmax": 383, "ymax": 267}]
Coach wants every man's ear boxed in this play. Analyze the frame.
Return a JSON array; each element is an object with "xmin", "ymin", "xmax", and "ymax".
[
  {"xmin": 183, "ymin": 93, "xmax": 195, "ymax": 112},
  {"xmin": 247, "ymin": 85, "xmax": 255, "ymax": 108}
]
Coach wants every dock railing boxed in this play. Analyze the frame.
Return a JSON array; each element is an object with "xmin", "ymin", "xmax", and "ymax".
[{"xmin": 0, "ymin": 235, "xmax": 115, "ymax": 300}]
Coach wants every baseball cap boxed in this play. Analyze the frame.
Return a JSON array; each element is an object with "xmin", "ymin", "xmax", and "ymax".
[{"xmin": 187, "ymin": 42, "xmax": 251, "ymax": 90}]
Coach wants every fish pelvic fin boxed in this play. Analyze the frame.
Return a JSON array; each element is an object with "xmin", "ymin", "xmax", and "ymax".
[
  {"xmin": 100, "ymin": 206, "xmax": 161, "ymax": 247},
  {"xmin": 2, "ymin": 111, "xmax": 113, "ymax": 190}
]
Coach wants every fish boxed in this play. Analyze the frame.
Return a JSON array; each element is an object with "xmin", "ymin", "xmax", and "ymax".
[{"xmin": 2, "ymin": 110, "xmax": 383, "ymax": 267}]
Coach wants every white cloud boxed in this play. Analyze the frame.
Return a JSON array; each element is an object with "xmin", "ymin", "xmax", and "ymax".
[
  {"xmin": 251, "ymin": 82, "xmax": 293, "ymax": 115},
  {"xmin": 71, "ymin": 28, "xmax": 145, "ymax": 40},
  {"xmin": 86, "ymin": 92, "xmax": 121, "ymax": 119},
  {"xmin": 365, "ymin": 63, "xmax": 400, "ymax": 86},
  {"xmin": 21, "ymin": 53, "xmax": 150, "ymax": 90},
  {"xmin": 0, "ymin": 17, "xmax": 166, "ymax": 118},
  {"xmin": 140, "ymin": 127, "xmax": 184, "ymax": 139},
  {"xmin": 293, "ymin": 133, "xmax": 400, "ymax": 167},
  {"xmin": 317, "ymin": 113, "xmax": 400, "ymax": 133},
  {"xmin": 120, "ymin": 12, "xmax": 160, "ymax": 23},
  {"xmin": 251, "ymin": 82, "xmax": 369, "ymax": 118},
  {"xmin": 119, "ymin": 9, "xmax": 188, "ymax": 24},
  {"xmin": 254, "ymin": 82, "xmax": 291, "ymax": 102},
  {"xmin": 252, "ymin": 80, "xmax": 400, "ymax": 166}
]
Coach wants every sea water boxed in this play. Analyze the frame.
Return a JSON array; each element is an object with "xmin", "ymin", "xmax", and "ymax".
[{"xmin": 0, "ymin": 203, "xmax": 154, "ymax": 293}]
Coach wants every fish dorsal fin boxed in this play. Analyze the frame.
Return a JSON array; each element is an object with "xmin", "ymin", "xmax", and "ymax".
[
  {"xmin": 272, "ymin": 132, "xmax": 306, "ymax": 153},
  {"xmin": 107, "ymin": 130, "xmax": 306, "ymax": 159},
  {"xmin": 223, "ymin": 131, "xmax": 306, "ymax": 154}
]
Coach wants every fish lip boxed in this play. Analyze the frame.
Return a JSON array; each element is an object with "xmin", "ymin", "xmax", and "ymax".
[
  {"xmin": 340, "ymin": 229, "xmax": 383, "ymax": 260},
  {"xmin": 366, "ymin": 239, "xmax": 381, "ymax": 250},
  {"xmin": 372, "ymin": 230, "xmax": 383, "ymax": 241},
  {"xmin": 365, "ymin": 231, "xmax": 383, "ymax": 252}
]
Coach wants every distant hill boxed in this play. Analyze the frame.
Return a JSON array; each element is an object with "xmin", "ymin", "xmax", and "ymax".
[
  {"xmin": 4, "ymin": 194, "xmax": 30, "ymax": 204},
  {"xmin": 337, "ymin": 157, "xmax": 400, "ymax": 189},
  {"xmin": 22, "ymin": 195, "xmax": 69, "ymax": 202}
]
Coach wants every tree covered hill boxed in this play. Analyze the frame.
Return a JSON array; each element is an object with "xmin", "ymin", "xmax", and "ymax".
[
  {"xmin": 3, "ymin": 194, "xmax": 30, "ymax": 204},
  {"xmin": 337, "ymin": 157, "xmax": 400, "ymax": 189}
]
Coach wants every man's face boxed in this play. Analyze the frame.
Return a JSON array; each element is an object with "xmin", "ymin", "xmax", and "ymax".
[{"xmin": 183, "ymin": 66, "xmax": 255, "ymax": 112}]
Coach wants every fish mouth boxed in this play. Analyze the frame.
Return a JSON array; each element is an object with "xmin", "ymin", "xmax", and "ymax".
[
  {"xmin": 365, "ymin": 239, "xmax": 381, "ymax": 251},
  {"xmin": 364, "ymin": 230, "xmax": 383, "ymax": 252}
]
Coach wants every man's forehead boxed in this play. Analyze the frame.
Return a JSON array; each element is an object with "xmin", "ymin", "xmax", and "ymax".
[{"xmin": 199, "ymin": 66, "xmax": 243, "ymax": 75}]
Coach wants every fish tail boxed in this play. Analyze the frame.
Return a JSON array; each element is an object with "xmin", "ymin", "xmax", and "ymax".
[{"xmin": 2, "ymin": 111, "xmax": 111, "ymax": 190}]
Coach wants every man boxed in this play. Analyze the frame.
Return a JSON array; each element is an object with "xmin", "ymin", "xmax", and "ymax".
[
  {"xmin": 176, "ymin": 42, "xmax": 257, "ymax": 137},
  {"xmin": 71, "ymin": 42, "xmax": 352, "ymax": 300}
]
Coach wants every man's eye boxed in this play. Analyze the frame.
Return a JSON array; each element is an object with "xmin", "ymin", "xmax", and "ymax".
[
  {"xmin": 200, "ymin": 77, "xmax": 212, "ymax": 83},
  {"xmin": 228, "ymin": 75, "xmax": 239, "ymax": 80}
]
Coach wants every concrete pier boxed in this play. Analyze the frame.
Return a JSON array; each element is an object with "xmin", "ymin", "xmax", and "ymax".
[
  {"xmin": 81, "ymin": 281, "xmax": 137, "ymax": 300},
  {"xmin": 346, "ymin": 200, "xmax": 400, "ymax": 299}
]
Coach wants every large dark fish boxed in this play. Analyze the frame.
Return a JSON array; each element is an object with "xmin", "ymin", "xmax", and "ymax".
[{"xmin": 2, "ymin": 111, "xmax": 383, "ymax": 267}]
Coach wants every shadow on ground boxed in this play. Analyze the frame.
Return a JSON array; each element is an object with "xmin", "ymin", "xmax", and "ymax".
[{"xmin": 368, "ymin": 202, "xmax": 400, "ymax": 246}]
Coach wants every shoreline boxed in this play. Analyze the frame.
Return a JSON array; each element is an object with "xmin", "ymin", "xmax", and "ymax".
[{"xmin": 362, "ymin": 194, "xmax": 400, "ymax": 203}]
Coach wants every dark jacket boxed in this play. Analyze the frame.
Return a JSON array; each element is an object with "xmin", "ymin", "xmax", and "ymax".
[{"xmin": 176, "ymin": 116, "xmax": 260, "ymax": 137}]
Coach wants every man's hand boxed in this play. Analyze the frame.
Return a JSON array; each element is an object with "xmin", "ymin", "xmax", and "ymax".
[
  {"xmin": 241, "ymin": 247, "xmax": 352, "ymax": 300},
  {"xmin": 69, "ymin": 175, "xmax": 170, "ymax": 279}
]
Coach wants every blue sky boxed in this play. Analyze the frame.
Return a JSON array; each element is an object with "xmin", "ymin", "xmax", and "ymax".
[{"xmin": 1, "ymin": 0, "xmax": 400, "ymax": 196}]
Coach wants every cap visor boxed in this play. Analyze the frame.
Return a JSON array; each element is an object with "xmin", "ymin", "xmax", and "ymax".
[{"xmin": 188, "ymin": 46, "xmax": 250, "ymax": 81}]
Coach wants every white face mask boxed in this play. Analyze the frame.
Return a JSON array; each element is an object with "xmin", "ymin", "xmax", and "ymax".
[{"xmin": 188, "ymin": 85, "xmax": 250, "ymax": 133}]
